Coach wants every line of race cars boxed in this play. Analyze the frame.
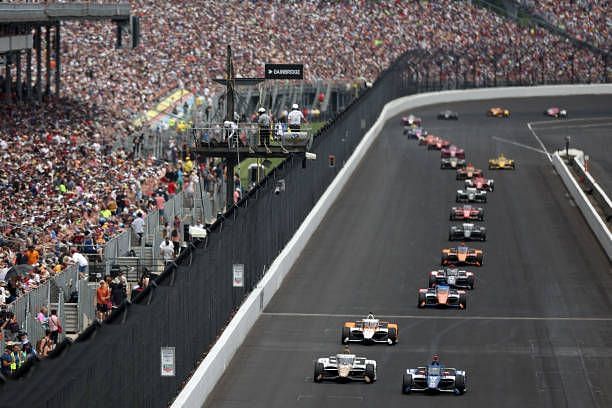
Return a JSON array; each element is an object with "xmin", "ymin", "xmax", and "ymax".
[{"xmin": 313, "ymin": 109, "xmax": 523, "ymax": 395}]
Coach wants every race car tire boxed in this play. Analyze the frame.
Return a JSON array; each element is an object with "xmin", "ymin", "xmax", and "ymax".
[
  {"xmin": 511, "ymin": 163, "xmax": 516, "ymax": 170},
  {"xmin": 476, "ymin": 253, "xmax": 484, "ymax": 266},
  {"xmin": 428, "ymin": 274, "xmax": 437, "ymax": 288},
  {"xmin": 454, "ymin": 373, "xmax": 466, "ymax": 395},
  {"xmin": 482, "ymin": 232, "xmax": 487, "ymax": 241},
  {"xmin": 448, "ymin": 233, "xmax": 453, "ymax": 241},
  {"xmin": 455, "ymin": 195, "xmax": 460, "ymax": 203},
  {"xmin": 418, "ymin": 292, "xmax": 426, "ymax": 308},
  {"xmin": 402, "ymin": 374, "xmax": 413, "ymax": 394},
  {"xmin": 364, "ymin": 364, "xmax": 376, "ymax": 383},
  {"xmin": 467, "ymin": 275, "xmax": 475, "ymax": 290},
  {"xmin": 342, "ymin": 326, "xmax": 351, "ymax": 344},
  {"xmin": 479, "ymin": 210, "xmax": 484, "ymax": 221},
  {"xmin": 483, "ymin": 196, "xmax": 487, "ymax": 203},
  {"xmin": 314, "ymin": 362, "xmax": 324, "ymax": 383},
  {"xmin": 459, "ymin": 293, "xmax": 467, "ymax": 310},
  {"xmin": 388, "ymin": 327, "xmax": 398, "ymax": 345},
  {"xmin": 449, "ymin": 212, "xmax": 454, "ymax": 221}
]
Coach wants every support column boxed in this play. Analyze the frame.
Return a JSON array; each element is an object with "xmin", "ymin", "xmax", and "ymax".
[
  {"xmin": 116, "ymin": 23, "xmax": 123, "ymax": 49},
  {"xmin": 35, "ymin": 26, "xmax": 42, "ymax": 101},
  {"xmin": 54, "ymin": 22, "xmax": 60, "ymax": 96},
  {"xmin": 26, "ymin": 48, "xmax": 32, "ymax": 99},
  {"xmin": 226, "ymin": 158, "xmax": 236, "ymax": 209},
  {"xmin": 15, "ymin": 51, "xmax": 22, "ymax": 101},
  {"xmin": 45, "ymin": 25, "xmax": 51, "ymax": 97},
  {"xmin": 4, "ymin": 54, "xmax": 11, "ymax": 103}
]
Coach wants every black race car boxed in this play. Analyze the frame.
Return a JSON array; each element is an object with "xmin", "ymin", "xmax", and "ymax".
[{"xmin": 437, "ymin": 110, "xmax": 458, "ymax": 120}]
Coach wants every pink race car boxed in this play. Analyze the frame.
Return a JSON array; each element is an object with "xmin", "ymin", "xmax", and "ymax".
[
  {"xmin": 544, "ymin": 107, "xmax": 567, "ymax": 118},
  {"xmin": 441, "ymin": 145, "xmax": 465, "ymax": 159},
  {"xmin": 465, "ymin": 176, "xmax": 494, "ymax": 192}
]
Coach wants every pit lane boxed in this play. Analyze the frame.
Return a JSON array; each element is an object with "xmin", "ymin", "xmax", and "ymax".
[{"xmin": 204, "ymin": 95, "xmax": 612, "ymax": 408}]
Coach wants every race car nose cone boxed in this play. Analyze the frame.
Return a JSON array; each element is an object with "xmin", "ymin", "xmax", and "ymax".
[{"xmin": 338, "ymin": 365, "xmax": 350, "ymax": 377}]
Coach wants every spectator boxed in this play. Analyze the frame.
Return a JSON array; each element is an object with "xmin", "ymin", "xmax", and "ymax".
[
  {"xmin": 96, "ymin": 280, "xmax": 111, "ymax": 321},
  {"xmin": 287, "ymin": 104, "xmax": 306, "ymax": 131},
  {"xmin": 48, "ymin": 309, "xmax": 62, "ymax": 344},
  {"xmin": 37, "ymin": 306, "xmax": 49, "ymax": 331},
  {"xmin": 36, "ymin": 330, "xmax": 54, "ymax": 358},
  {"xmin": 71, "ymin": 248, "xmax": 89, "ymax": 275},
  {"xmin": 159, "ymin": 238, "xmax": 174, "ymax": 263},
  {"xmin": 131, "ymin": 212, "xmax": 145, "ymax": 245},
  {"xmin": 0, "ymin": 282, "xmax": 8, "ymax": 306},
  {"xmin": 170, "ymin": 229, "xmax": 181, "ymax": 257},
  {"xmin": 110, "ymin": 272, "xmax": 127, "ymax": 309},
  {"xmin": 0, "ymin": 344, "xmax": 13, "ymax": 376},
  {"xmin": 23, "ymin": 246, "xmax": 39, "ymax": 266}
]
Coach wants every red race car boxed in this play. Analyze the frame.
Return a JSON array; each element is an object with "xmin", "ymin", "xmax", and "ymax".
[
  {"xmin": 456, "ymin": 164, "xmax": 483, "ymax": 180},
  {"xmin": 449, "ymin": 205, "xmax": 484, "ymax": 221},
  {"xmin": 419, "ymin": 134, "xmax": 437, "ymax": 146},
  {"xmin": 464, "ymin": 176, "xmax": 494, "ymax": 192},
  {"xmin": 429, "ymin": 137, "xmax": 451, "ymax": 150},
  {"xmin": 441, "ymin": 145, "xmax": 465, "ymax": 159}
]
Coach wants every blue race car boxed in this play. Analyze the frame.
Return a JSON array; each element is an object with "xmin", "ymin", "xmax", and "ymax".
[{"xmin": 402, "ymin": 355, "xmax": 467, "ymax": 395}]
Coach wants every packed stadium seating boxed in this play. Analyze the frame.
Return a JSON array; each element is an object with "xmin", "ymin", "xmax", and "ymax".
[{"xmin": 0, "ymin": 0, "xmax": 608, "ymax": 301}]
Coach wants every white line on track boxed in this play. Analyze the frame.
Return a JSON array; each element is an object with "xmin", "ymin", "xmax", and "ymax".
[
  {"xmin": 528, "ymin": 116, "xmax": 612, "ymax": 126},
  {"xmin": 262, "ymin": 312, "xmax": 612, "ymax": 321},
  {"xmin": 530, "ymin": 122, "xmax": 612, "ymax": 131},
  {"xmin": 491, "ymin": 136, "xmax": 547, "ymax": 155},
  {"xmin": 527, "ymin": 122, "xmax": 552, "ymax": 162}
]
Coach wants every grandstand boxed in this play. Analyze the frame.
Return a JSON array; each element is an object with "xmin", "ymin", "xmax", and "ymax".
[{"xmin": 0, "ymin": 1, "xmax": 609, "ymax": 406}]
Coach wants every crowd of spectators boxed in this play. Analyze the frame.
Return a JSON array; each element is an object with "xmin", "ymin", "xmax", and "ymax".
[
  {"xmin": 516, "ymin": 0, "xmax": 610, "ymax": 51},
  {"xmin": 0, "ymin": 1, "xmax": 608, "ymax": 294}
]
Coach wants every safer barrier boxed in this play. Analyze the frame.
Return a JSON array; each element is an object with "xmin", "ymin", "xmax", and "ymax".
[
  {"xmin": 173, "ymin": 83, "xmax": 612, "ymax": 408},
  {"xmin": 552, "ymin": 152, "xmax": 612, "ymax": 260},
  {"xmin": 573, "ymin": 156, "xmax": 612, "ymax": 221}
]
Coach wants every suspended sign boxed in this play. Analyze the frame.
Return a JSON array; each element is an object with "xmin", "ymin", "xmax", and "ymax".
[
  {"xmin": 264, "ymin": 64, "xmax": 304, "ymax": 80},
  {"xmin": 233, "ymin": 263, "xmax": 244, "ymax": 287},
  {"xmin": 160, "ymin": 347, "xmax": 175, "ymax": 377}
]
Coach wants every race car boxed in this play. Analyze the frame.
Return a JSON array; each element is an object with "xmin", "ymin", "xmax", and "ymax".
[
  {"xmin": 456, "ymin": 187, "xmax": 487, "ymax": 203},
  {"xmin": 545, "ymin": 107, "xmax": 567, "ymax": 118},
  {"xmin": 429, "ymin": 137, "xmax": 451, "ymax": 150},
  {"xmin": 405, "ymin": 126, "xmax": 427, "ymax": 139},
  {"xmin": 417, "ymin": 285, "xmax": 467, "ymax": 309},
  {"xmin": 449, "ymin": 205, "xmax": 484, "ymax": 221},
  {"xmin": 488, "ymin": 154, "xmax": 516, "ymax": 170},
  {"xmin": 487, "ymin": 107, "xmax": 510, "ymax": 117},
  {"xmin": 449, "ymin": 223, "xmax": 487, "ymax": 241},
  {"xmin": 456, "ymin": 164, "xmax": 483, "ymax": 180},
  {"xmin": 440, "ymin": 157, "xmax": 466, "ymax": 169},
  {"xmin": 437, "ymin": 110, "xmax": 459, "ymax": 120},
  {"xmin": 419, "ymin": 134, "xmax": 437, "ymax": 146},
  {"xmin": 441, "ymin": 145, "xmax": 465, "ymax": 159},
  {"xmin": 401, "ymin": 114, "xmax": 422, "ymax": 127},
  {"xmin": 314, "ymin": 350, "xmax": 377, "ymax": 383},
  {"xmin": 402, "ymin": 356, "xmax": 467, "ymax": 395},
  {"xmin": 441, "ymin": 244, "xmax": 484, "ymax": 266},
  {"xmin": 341, "ymin": 314, "xmax": 398, "ymax": 345},
  {"xmin": 429, "ymin": 267, "xmax": 475, "ymax": 289},
  {"xmin": 464, "ymin": 176, "xmax": 494, "ymax": 191}
]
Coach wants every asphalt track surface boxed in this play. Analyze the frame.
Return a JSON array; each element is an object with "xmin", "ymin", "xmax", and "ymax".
[{"xmin": 204, "ymin": 95, "xmax": 612, "ymax": 408}]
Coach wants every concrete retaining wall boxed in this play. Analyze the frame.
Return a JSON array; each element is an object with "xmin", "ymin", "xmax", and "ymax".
[
  {"xmin": 172, "ymin": 84, "xmax": 612, "ymax": 408},
  {"xmin": 552, "ymin": 152, "xmax": 612, "ymax": 260}
]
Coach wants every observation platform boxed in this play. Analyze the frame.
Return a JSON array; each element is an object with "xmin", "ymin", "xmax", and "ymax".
[{"xmin": 0, "ymin": 2, "xmax": 131, "ymax": 24}]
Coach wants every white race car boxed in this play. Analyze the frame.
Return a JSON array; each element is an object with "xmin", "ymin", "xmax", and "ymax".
[
  {"xmin": 342, "ymin": 314, "xmax": 398, "ymax": 345},
  {"xmin": 314, "ymin": 351, "xmax": 377, "ymax": 383}
]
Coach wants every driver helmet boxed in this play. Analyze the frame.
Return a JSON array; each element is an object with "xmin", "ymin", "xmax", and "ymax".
[
  {"xmin": 432, "ymin": 354, "xmax": 440, "ymax": 363},
  {"xmin": 343, "ymin": 344, "xmax": 351, "ymax": 354},
  {"xmin": 292, "ymin": 103, "xmax": 299, "ymax": 110}
]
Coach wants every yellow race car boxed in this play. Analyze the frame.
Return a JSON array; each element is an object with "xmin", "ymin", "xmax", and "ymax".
[
  {"xmin": 488, "ymin": 154, "xmax": 516, "ymax": 170},
  {"xmin": 487, "ymin": 107, "xmax": 510, "ymax": 118}
]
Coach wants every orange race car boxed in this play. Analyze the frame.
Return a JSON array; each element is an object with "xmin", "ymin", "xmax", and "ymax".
[
  {"xmin": 456, "ymin": 164, "xmax": 483, "ymax": 180},
  {"xmin": 441, "ymin": 244, "xmax": 484, "ymax": 266},
  {"xmin": 487, "ymin": 107, "xmax": 510, "ymax": 118}
]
